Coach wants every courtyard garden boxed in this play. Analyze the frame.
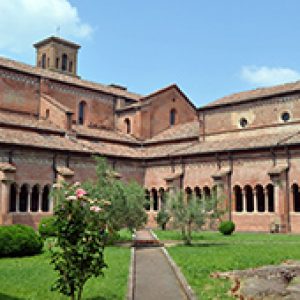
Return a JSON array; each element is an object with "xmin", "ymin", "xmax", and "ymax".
[{"xmin": 154, "ymin": 229, "xmax": 300, "ymax": 299}]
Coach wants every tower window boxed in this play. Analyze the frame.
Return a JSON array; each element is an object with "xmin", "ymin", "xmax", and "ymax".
[
  {"xmin": 41, "ymin": 54, "xmax": 46, "ymax": 69},
  {"xmin": 124, "ymin": 118, "xmax": 131, "ymax": 134},
  {"xmin": 78, "ymin": 101, "xmax": 86, "ymax": 125},
  {"xmin": 62, "ymin": 54, "xmax": 68, "ymax": 71},
  {"xmin": 170, "ymin": 109, "xmax": 177, "ymax": 126},
  {"xmin": 56, "ymin": 57, "xmax": 60, "ymax": 69},
  {"xmin": 239, "ymin": 117, "xmax": 248, "ymax": 128},
  {"xmin": 69, "ymin": 61, "xmax": 73, "ymax": 72}
]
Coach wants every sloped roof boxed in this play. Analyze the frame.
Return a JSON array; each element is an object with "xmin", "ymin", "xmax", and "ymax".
[
  {"xmin": 201, "ymin": 80, "xmax": 300, "ymax": 110},
  {"xmin": 145, "ymin": 121, "xmax": 199, "ymax": 143},
  {"xmin": 0, "ymin": 56, "xmax": 141, "ymax": 100}
]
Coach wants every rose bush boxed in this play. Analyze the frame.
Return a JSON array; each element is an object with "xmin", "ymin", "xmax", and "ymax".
[{"xmin": 50, "ymin": 181, "xmax": 110, "ymax": 300}]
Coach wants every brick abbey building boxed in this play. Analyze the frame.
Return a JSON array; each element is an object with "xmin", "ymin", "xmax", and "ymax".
[{"xmin": 1, "ymin": 36, "xmax": 300, "ymax": 232}]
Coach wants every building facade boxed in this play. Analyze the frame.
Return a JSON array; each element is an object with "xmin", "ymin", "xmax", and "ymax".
[{"xmin": 1, "ymin": 36, "xmax": 300, "ymax": 232}]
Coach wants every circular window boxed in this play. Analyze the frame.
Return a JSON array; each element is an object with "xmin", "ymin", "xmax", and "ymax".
[
  {"xmin": 281, "ymin": 112, "xmax": 290, "ymax": 123},
  {"xmin": 239, "ymin": 118, "xmax": 248, "ymax": 128}
]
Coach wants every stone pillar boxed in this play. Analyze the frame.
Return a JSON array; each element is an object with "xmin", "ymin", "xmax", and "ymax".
[
  {"xmin": 242, "ymin": 190, "xmax": 246, "ymax": 213},
  {"xmin": 38, "ymin": 191, "xmax": 42, "ymax": 212},
  {"xmin": 150, "ymin": 191, "xmax": 154, "ymax": 211},
  {"xmin": 264, "ymin": 189, "xmax": 269, "ymax": 213},
  {"xmin": 27, "ymin": 190, "xmax": 31, "ymax": 212},
  {"xmin": 16, "ymin": 189, "xmax": 20, "ymax": 213},
  {"xmin": 253, "ymin": 190, "xmax": 258, "ymax": 213}
]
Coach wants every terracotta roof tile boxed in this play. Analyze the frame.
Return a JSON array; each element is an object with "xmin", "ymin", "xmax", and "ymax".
[
  {"xmin": 0, "ymin": 56, "xmax": 141, "ymax": 100},
  {"xmin": 202, "ymin": 81, "xmax": 300, "ymax": 109},
  {"xmin": 146, "ymin": 121, "xmax": 199, "ymax": 143}
]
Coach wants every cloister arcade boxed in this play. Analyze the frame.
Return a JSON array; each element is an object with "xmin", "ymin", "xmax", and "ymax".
[
  {"xmin": 8, "ymin": 183, "xmax": 51, "ymax": 213},
  {"xmin": 145, "ymin": 183, "xmax": 300, "ymax": 214}
]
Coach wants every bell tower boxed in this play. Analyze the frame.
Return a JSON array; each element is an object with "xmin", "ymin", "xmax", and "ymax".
[{"xmin": 33, "ymin": 36, "xmax": 80, "ymax": 77}]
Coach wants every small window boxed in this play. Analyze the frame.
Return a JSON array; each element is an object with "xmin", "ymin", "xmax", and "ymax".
[
  {"xmin": 124, "ymin": 118, "xmax": 131, "ymax": 134},
  {"xmin": 62, "ymin": 54, "xmax": 68, "ymax": 71},
  {"xmin": 78, "ymin": 101, "xmax": 86, "ymax": 125},
  {"xmin": 239, "ymin": 117, "xmax": 248, "ymax": 128},
  {"xmin": 47, "ymin": 57, "xmax": 50, "ymax": 67},
  {"xmin": 56, "ymin": 57, "xmax": 60, "ymax": 69},
  {"xmin": 170, "ymin": 109, "xmax": 177, "ymax": 126},
  {"xmin": 41, "ymin": 54, "xmax": 46, "ymax": 69},
  {"xmin": 281, "ymin": 112, "xmax": 290, "ymax": 123},
  {"xmin": 45, "ymin": 109, "xmax": 50, "ymax": 119},
  {"xmin": 69, "ymin": 61, "xmax": 73, "ymax": 73}
]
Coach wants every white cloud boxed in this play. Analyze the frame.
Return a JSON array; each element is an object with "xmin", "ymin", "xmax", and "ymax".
[
  {"xmin": 0, "ymin": 0, "xmax": 92, "ymax": 53},
  {"xmin": 241, "ymin": 66, "xmax": 300, "ymax": 87}
]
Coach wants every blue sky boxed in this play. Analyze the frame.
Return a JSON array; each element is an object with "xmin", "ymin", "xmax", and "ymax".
[{"xmin": 0, "ymin": 1, "xmax": 300, "ymax": 106}]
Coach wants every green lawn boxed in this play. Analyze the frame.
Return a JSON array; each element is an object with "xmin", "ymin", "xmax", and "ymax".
[
  {"xmin": 154, "ymin": 230, "xmax": 300, "ymax": 300},
  {"xmin": 0, "ymin": 246, "xmax": 130, "ymax": 300}
]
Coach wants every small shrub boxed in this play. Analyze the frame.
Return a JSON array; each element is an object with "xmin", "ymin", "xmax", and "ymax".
[
  {"xmin": 218, "ymin": 220, "xmax": 235, "ymax": 235},
  {"xmin": 0, "ymin": 224, "xmax": 43, "ymax": 257},
  {"xmin": 156, "ymin": 210, "xmax": 170, "ymax": 230},
  {"xmin": 38, "ymin": 216, "xmax": 57, "ymax": 239}
]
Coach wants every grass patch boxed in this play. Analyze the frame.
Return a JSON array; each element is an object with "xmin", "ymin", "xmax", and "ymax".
[
  {"xmin": 0, "ymin": 246, "xmax": 130, "ymax": 300},
  {"xmin": 155, "ymin": 230, "xmax": 300, "ymax": 300}
]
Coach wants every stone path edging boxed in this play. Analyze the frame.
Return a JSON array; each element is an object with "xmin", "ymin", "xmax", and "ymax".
[{"xmin": 126, "ymin": 246, "xmax": 136, "ymax": 300}]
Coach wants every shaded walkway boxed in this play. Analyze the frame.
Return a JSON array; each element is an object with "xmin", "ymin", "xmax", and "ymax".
[{"xmin": 133, "ymin": 230, "xmax": 188, "ymax": 300}]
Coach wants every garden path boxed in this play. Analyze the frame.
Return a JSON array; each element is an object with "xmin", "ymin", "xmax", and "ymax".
[{"xmin": 133, "ymin": 229, "xmax": 188, "ymax": 300}]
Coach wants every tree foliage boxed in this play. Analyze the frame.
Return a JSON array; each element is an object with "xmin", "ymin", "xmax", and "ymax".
[
  {"xmin": 84, "ymin": 156, "xmax": 147, "ymax": 233},
  {"xmin": 167, "ymin": 189, "xmax": 225, "ymax": 245}
]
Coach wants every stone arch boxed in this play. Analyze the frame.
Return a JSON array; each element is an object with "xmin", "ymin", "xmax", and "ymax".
[
  {"xmin": 78, "ymin": 101, "xmax": 86, "ymax": 125},
  {"xmin": 203, "ymin": 186, "xmax": 211, "ymax": 199},
  {"xmin": 30, "ymin": 184, "xmax": 40, "ymax": 212},
  {"xmin": 266, "ymin": 183, "xmax": 275, "ymax": 212},
  {"xmin": 292, "ymin": 183, "xmax": 300, "ymax": 212},
  {"xmin": 255, "ymin": 184, "xmax": 265, "ymax": 212},
  {"xmin": 244, "ymin": 185, "xmax": 254, "ymax": 212},
  {"xmin": 144, "ymin": 189, "xmax": 150, "ymax": 211},
  {"xmin": 151, "ymin": 188, "xmax": 158, "ymax": 211},
  {"xmin": 233, "ymin": 185, "xmax": 243, "ymax": 212},
  {"xmin": 185, "ymin": 186, "xmax": 193, "ymax": 202},
  {"xmin": 194, "ymin": 186, "xmax": 201, "ymax": 199},
  {"xmin": 42, "ymin": 185, "xmax": 50, "ymax": 212},
  {"xmin": 19, "ymin": 184, "xmax": 29, "ymax": 212},
  {"xmin": 9, "ymin": 183, "xmax": 17, "ymax": 212}
]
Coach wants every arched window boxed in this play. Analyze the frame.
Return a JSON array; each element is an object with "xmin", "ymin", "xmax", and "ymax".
[
  {"xmin": 244, "ymin": 185, "xmax": 254, "ymax": 212},
  {"xmin": 124, "ymin": 118, "xmax": 131, "ymax": 134},
  {"xmin": 234, "ymin": 185, "xmax": 243, "ymax": 212},
  {"xmin": 185, "ymin": 187, "xmax": 193, "ymax": 202},
  {"xmin": 62, "ymin": 53, "xmax": 68, "ymax": 71},
  {"xmin": 255, "ymin": 184, "xmax": 265, "ymax": 212},
  {"xmin": 56, "ymin": 57, "xmax": 60, "ymax": 69},
  {"xmin": 203, "ymin": 186, "xmax": 211, "ymax": 199},
  {"xmin": 69, "ymin": 61, "xmax": 73, "ymax": 72},
  {"xmin": 9, "ymin": 183, "xmax": 17, "ymax": 212},
  {"xmin": 78, "ymin": 101, "xmax": 86, "ymax": 125},
  {"xmin": 41, "ymin": 54, "xmax": 46, "ymax": 69},
  {"xmin": 30, "ymin": 185, "xmax": 39, "ymax": 212},
  {"xmin": 292, "ymin": 184, "xmax": 300, "ymax": 212},
  {"xmin": 144, "ymin": 189, "xmax": 150, "ymax": 211},
  {"xmin": 266, "ymin": 184, "xmax": 274, "ymax": 212},
  {"xmin": 194, "ymin": 186, "xmax": 201, "ymax": 199},
  {"xmin": 19, "ymin": 184, "xmax": 29, "ymax": 212},
  {"xmin": 42, "ymin": 185, "xmax": 50, "ymax": 212},
  {"xmin": 170, "ymin": 109, "xmax": 177, "ymax": 126},
  {"xmin": 152, "ymin": 188, "xmax": 158, "ymax": 211}
]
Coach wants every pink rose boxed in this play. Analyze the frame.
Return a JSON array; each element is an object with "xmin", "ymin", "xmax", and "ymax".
[{"xmin": 76, "ymin": 188, "xmax": 87, "ymax": 198}]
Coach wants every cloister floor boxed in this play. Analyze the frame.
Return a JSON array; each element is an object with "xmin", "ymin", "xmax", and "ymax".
[
  {"xmin": 0, "ymin": 245, "xmax": 130, "ymax": 300},
  {"xmin": 154, "ymin": 230, "xmax": 300, "ymax": 300}
]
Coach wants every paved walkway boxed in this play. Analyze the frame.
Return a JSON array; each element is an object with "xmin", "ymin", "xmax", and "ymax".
[{"xmin": 133, "ymin": 230, "xmax": 188, "ymax": 300}]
